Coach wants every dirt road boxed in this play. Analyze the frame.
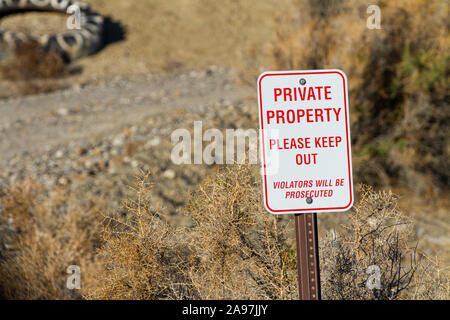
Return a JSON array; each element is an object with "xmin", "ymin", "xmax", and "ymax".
[
  {"xmin": 0, "ymin": 67, "xmax": 257, "ymax": 222},
  {"xmin": 0, "ymin": 68, "xmax": 248, "ymax": 167}
]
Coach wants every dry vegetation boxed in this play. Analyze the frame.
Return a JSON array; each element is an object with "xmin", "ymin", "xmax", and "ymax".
[
  {"xmin": 238, "ymin": 0, "xmax": 449, "ymax": 196},
  {"xmin": 0, "ymin": 167, "xmax": 447, "ymax": 300},
  {"xmin": 0, "ymin": 0, "xmax": 448, "ymax": 300},
  {"xmin": 0, "ymin": 178, "xmax": 103, "ymax": 299},
  {"xmin": 83, "ymin": 174, "xmax": 189, "ymax": 300},
  {"xmin": 182, "ymin": 166, "xmax": 297, "ymax": 299},
  {"xmin": 321, "ymin": 186, "xmax": 417, "ymax": 300},
  {"xmin": 0, "ymin": 41, "xmax": 68, "ymax": 95},
  {"xmin": 85, "ymin": 167, "xmax": 298, "ymax": 300}
]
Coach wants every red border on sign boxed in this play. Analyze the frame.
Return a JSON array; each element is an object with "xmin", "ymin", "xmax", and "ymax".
[{"xmin": 258, "ymin": 70, "xmax": 353, "ymax": 213}]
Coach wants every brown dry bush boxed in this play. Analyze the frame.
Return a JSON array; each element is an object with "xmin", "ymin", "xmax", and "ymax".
[
  {"xmin": 1, "ymin": 168, "xmax": 446, "ymax": 300},
  {"xmin": 1, "ymin": 41, "xmax": 67, "ymax": 79},
  {"xmin": 84, "ymin": 167, "xmax": 298, "ymax": 300},
  {"xmin": 0, "ymin": 40, "xmax": 68, "ymax": 95},
  {"xmin": 0, "ymin": 178, "xmax": 103, "ymax": 299},
  {"xmin": 83, "ymin": 167, "xmax": 448, "ymax": 300},
  {"xmin": 411, "ymin": 254, "xmax": 449, "ymax": 300},
  {"xmin": 184, "ymin": 166, "xmax": 297, "ymax": 299},
  {"xmin": 238, "ymin": 0, "xmax": 450, "ymax": 195},
  {"xmin": 320, "ymin": 185, "xmax": 417, "ymax": 299},
  {"xmin": 321, "ymin": 185, "xmax": 448, "ymax": 300},
  {"xmin": 83, "ymin": 173, "xmax": 191, "ymax": 300}
]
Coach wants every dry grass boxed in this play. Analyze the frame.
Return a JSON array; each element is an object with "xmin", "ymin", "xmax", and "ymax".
[
  {"xmin": 84, "ymin": 167, "xmax": 298, "ymax": 300},
  {"xmin": 183, "ymin": 166, "xmax": 297, "ymax": 300},
  {"xmin": 1, "ymin": 168, "xmax": 447, "ymax": 300},
  {"xmin": 0, "ymin": 179, "xmax": 103, "ymax": 299},
  {"xmin": 83, "ymin": 173, "xmax": 189, "ymax": 300},
  {"xmin": 320, "ymin": 185, "xmax": 448, "ymax": 300},
  {"xmin": 85, "ymin": 167, "xmax": 449, "ymax": 300},
  {"xmin": 411, "ymin": 254, "xmax": 449, "ymax": 299}
]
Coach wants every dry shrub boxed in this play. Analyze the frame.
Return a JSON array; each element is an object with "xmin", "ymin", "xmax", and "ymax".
[
  {"xmin": 411, "ymin": 254, "xmax": 449, "ymax": 300},
  {"xmin": 84, "ymin": 167, "xmax": 447, "ymax": 300},
  {"xmin": 85, "ymin": 167, "xmax": 297, "ymax": 300},
  {"xmin": 184, "ymin": 165, "xmax": 297, "ymax": 299},
  {"xmin": 0, "ymin": 40, "xmax": 68, "ymax": 95},
  {"xmin": 1, "ymin": 41, "xmax": 67, "ymax": 80},
  {"xmin": 320, "ymin": 185, "xmax": 448, "ymax": 300},
  {"xmin": 83, "ymin": 173, "xmax": 190, "ymax": 300},
  {"xmin": 320, "ymin": 185, "xmax": 417, "ymax": 299},
  {"xmin": 238, "ymin": 0, "xmax": 450, "ymax": 194},
  {"xmin": 0, "ymin": 178, "xmax": 103, "ymax": 299},
  {"xmin": 1, "ymin": 169, "xmax": 446, "ymax": 300}
]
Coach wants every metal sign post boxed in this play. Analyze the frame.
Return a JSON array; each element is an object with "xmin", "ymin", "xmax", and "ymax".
[{"xmin": 294, "ymin": 213, "xmax": 321, "ymax": 300}]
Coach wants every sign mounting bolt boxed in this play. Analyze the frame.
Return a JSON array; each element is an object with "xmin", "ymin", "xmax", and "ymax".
[
  {"xmin": 299, "ymin": 78, "xmax": 306, "ymax": 85},
  {"xmin": 306, "ymin": 197, "xmax": 313, "ymax": 204}
]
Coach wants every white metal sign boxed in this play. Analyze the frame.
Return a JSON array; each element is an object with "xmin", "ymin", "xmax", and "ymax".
[{"xmin": 258, "ymin": 70, "xmax": 353, "ymax": 214}]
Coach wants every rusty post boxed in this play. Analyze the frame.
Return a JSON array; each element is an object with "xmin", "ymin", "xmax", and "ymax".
[{"xmin": 294, "ymin": 213, "xmax": 321, "ymax": 300}]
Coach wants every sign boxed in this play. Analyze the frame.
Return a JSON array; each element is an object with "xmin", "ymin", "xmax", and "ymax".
[{"xmin": 258, "ymin": 69, "xmax": 353, "ymax": 214}]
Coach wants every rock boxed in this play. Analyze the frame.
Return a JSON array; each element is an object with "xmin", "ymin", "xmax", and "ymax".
[
  {"xmin": 163, "ymin": 169, "xmax": 176, "ymax": 179},
  {"xmin": 112, "ymin": 135, "xmax": 125, "ymax": 147},
  {"xmin": 123, "ymin": 156, "xmax": 131, "ymax": 163},
  {"xmin": 131, "ymin": 160, "xmax": 139, "ymax": 168},
  {"xmin": 57, "ymin": 108, "xmax": 69, "ymax": 116},
  {"xmin": 55, "ymin": 150, "xmax": 64, "ymax": 159},
  {"xmin": 84, "ymin": 159, "xmax": 94, "ymax": 169},
  {"xmin": 58, "ymin": 177, "xmax": 69, "ymax": 185},
  {"xmin": 43, "ymin": 176, "xmax": 56, "ymax": 187}
]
